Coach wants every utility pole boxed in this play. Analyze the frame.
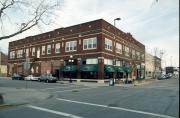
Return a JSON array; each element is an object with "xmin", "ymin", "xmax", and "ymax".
[
  {"xmin": 113, "ymin": 18, "xmax": 120, "ymax": 84},
  {"xmin": 159, "ymin": 50, "xmax": 165, "ymax": 74}
]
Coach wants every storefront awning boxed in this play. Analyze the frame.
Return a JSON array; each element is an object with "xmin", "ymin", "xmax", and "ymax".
[
  {"xmin": 104, "ymin": 65, "xmax": 115, "ymax": 73},
  {"xmin": 80, "ymin": 64, "xmax": 98, "ymax": 72},
  {"xmin": 61, "ymin": 65, "xmax": 77, "ymax": 72},
  {"xmin": 123, "ymin": 67, "xmax": 132, "ymax": 73},
  {"xmin": 114, "ymin": 66, "xmax": 124, "ymax": 73}
]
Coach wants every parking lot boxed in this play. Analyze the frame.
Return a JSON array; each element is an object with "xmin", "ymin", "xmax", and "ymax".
[{"xmin": 0, "ymin": 77, "xmax": 179, "ymax": 118}]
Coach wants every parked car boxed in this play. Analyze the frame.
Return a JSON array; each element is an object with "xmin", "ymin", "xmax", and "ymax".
[
  {"xmin": 24, "ymin": 75, "xmax": 40, "ymax": 81},
  {"xmin": 12, "ymin": 74, "xmax": 24, "ymax": 80},
  {"xmin": 39, "ymin": 74, "xmax": 57, "ymax": 83},
  {"xmin": 158, "ymin": 74, "xmax": 167, "ymax": 80}
]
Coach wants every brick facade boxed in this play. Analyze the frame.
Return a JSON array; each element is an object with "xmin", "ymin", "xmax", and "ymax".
[{"xmin": 8, "ymin": 19, "xmax": 145, "ymax": 79}]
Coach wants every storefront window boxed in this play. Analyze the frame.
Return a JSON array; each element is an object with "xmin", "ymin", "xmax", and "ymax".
[{"xmin": 104, "ymin": 59, "xmax": 113, "ymax": 65}]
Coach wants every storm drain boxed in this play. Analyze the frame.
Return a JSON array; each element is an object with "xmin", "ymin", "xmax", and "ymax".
[
  {"xmin": 0, "ymin": 94, "xmax": 3, "ymax": 104},
  {"xmin": 72, "ymin": 90, "xmax": 79, "ymax": 92},
  {"xmin": 108, "ymin": 103, "xmax": 118, "ymax": 107}
]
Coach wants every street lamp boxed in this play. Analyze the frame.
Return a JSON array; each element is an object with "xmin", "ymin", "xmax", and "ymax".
[
  {"xmin": 114, "ymin": 18, "xmax": 121, "ymax": 27},
  {"xmin": 69, "ymin": 55, "xmax": 74, "ymax": 83},
  {"xmin": 113, "ymin": 18, "xmax": 121, "ymax": 83}
]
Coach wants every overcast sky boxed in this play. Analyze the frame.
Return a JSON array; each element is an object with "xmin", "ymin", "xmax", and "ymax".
[{"xmin": 0, "ymin": 0, "xmax": 179, "ymax": 68}]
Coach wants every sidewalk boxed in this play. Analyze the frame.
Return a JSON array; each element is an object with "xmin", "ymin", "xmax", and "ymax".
[
  {"xmin": 0, "ymin": 87, "xmax": 51, "ymax": 105},
  {"xmin": 63, "ymin": 78, "xmax": 158, "ymax": 87}
]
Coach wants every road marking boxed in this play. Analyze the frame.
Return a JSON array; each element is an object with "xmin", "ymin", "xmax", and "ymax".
[
  {"xmin": 53, "ymin": 87, "xmax": 97, "ymax": 93},
  {"xmin": 56, "ymin": 98, "xmax": 176, "ymax": 118},
  {"xmin": 27, "ymin": 105, "xmax": 83, "ymax": 118}
]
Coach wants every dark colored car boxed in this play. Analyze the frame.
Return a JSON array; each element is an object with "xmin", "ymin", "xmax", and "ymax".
[
  {"xmin": 158, "ymin": 74, "xmax": 167, "ymax": 80},
  {"xmin": 39, "ymin": 74, "xmax": 57, "ymax": 83},
  {"xmin": 165, "ymin": 74, "xmax": 172, "ymax": 79},
  {"xmin": 12, "ymin": 74, "xmax": 24, "ymax": 80}
]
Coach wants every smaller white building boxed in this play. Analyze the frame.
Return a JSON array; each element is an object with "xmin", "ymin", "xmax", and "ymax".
[{"xmin": 145, "ymin": 53, "xmax": 161, "ymax": 79}]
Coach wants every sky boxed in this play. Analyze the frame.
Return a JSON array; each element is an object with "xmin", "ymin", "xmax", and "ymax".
[{"xmin": 0, "ymin": 0, "xmax": 179, "ymax": 68}]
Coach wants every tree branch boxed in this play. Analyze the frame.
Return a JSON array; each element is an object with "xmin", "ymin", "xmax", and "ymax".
[{"xmin": 0, "ymin": 0, "xmax": 61, "ymax": 40}]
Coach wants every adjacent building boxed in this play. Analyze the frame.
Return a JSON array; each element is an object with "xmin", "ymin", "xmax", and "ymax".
[
  {"xmin": 8, "ymin": 19, "xmax": 145, "ymax": 80},
  {"xmin": 145, "ymin": 52, "xmax": 161, "ymax": 79},
  {"xmin": 0, "ymin": 51, "xmax": 8, "ymax": 76}
]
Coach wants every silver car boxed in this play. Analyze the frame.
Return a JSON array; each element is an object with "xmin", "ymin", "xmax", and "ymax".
[
  {"xmin": 24, "ymin": 75, "xmax": 40, "ymax": 81},
  {"xmin": 39, "ymin": 74, "xmax": 57, "ymax": 83}
]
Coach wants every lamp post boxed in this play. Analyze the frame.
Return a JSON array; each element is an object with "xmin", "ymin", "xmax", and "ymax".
[
  {"xmin": 113, "ymin": 18, "xmax": 121, "ymax": 84},
  {"xmin": 69, "ymin": 55, "xmax": 74, "ymax": 83}
]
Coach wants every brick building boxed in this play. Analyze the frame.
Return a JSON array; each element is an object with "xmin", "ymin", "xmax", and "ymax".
[
  {"xmin": 8, "ymin": 19, "xmax": 145, "ymax": 80},
  {"xmin": 0, "ymin": 51, "xmax": 8, "ymax": 76}
]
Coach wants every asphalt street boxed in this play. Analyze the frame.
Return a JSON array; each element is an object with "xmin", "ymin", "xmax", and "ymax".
[{"xmin": 0, "ymin": 77, "xmax": 179, "ymax": 118}]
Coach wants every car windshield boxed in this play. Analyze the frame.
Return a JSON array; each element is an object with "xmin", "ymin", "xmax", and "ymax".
[{"xmin": 47, "ymin": 74, "xmax": 53, "ymax": 77}]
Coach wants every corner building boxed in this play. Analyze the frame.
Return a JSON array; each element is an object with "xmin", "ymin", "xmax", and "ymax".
[{"xmin": 8, "ymin": 19, "xmax": 145, "ymax": 80}]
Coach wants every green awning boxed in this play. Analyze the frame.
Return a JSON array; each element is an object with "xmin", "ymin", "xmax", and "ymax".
[
  {"xmin": 123, "ymin": 67, "xmax": 132, "ymax": 73},
  {"xmin": 80, "ymin": 64, "xmax": 98, "ymax": 72},
  {"xmin": 61, "ymin": 65, "xmax": 77, "ymax": 72},
  {"xmin": 104, "ymin": 65, "xmax": 115, "ymax": 73},
  {"xmin": 114, "ymin": 66, "xmax": 124, "ymax": 73}
]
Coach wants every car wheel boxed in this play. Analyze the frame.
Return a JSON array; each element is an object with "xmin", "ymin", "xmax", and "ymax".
[
  {"xmin": 46, "ymin": 79, "xmax": 49, "ymax": 83},
  {"xmin": 38, "ymin": 79, "xmax": 41, "ymax": 82}
]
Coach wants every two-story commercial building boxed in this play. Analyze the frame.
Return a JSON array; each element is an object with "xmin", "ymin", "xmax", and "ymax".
[{"xmin": 8, "ymin": 19, "xmax": 145, "ymax": 80}]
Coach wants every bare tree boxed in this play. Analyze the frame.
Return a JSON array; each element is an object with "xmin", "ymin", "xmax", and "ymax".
[
  {"xmin": 153, "ymin": 47, "xmax": 166, "ymax": 78},
  {"xmin": 0, "ymin": 0, "xmax": 62, "ymax": 40}
]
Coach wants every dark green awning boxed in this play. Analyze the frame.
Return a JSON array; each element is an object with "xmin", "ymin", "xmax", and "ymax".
[
  {"xmin": 123, "ymin": 67, "xmax": 132, "ymax": 73},
  {"xmin": 104, "ymin": 65, "xmax": 115, "ymax": 73},
  {"xmin": 80, "ymin": 64, "xmax": 98, "ymax": 72},
  {"xmin": 114, "ymin": 66, "xmax": 124, "ymax": 73},
  {"xmin": 61, "ymin": 65, "xmax": 77, "ymax": 72}
]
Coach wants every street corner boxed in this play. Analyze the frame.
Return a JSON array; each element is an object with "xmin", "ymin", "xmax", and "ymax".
[{"xmin": 1, "ymin": 87, "xmax": 53, "ymax": 105}]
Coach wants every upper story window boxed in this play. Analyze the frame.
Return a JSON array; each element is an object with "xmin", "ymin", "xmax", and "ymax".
[
  {"xmin": 32, "ymin": 47, "xmax": 35, "ymax": 56},
  {"xmin": 124, "ymin": 46, "xmax": 130, "ymax": 57},
  {"xmin": 42, "ymin": 46, "xmax": 45, "ymax": 55},
  {"xmin": 136, "ymin": 51, "xmax": 140, "ymax": 60},
  {"xmin": 105, "ymin": 38, "xmax": 112, "ymax": 51},
  {"xmin": 104, "ymin": 59, "xmax": 113, "ymax": 65},
  {"xmin": 47, "ymin": 45, "xmax": 51, "ymax": 54},
  {"xmin": 17, "ymin": 50, "xmax": 23, "ymax": 58},
  {"xmin": 10, "ymin": 51, "xmax": 15, "ymax": 59},
  {"xmin": 86, "ymin": 58, "xmax": 98, "ymax": 64},
  {"xmin": 37, "ymin": 48, "xmax": 40, "ymax": 58},
  {"xmin": 132, "ymin": 50, "xmax": 136, "ymax": 59},
  {"xmin": 55, "ymin": 43, "xmax": 60, "ymax": 53},
  {"xmin": 26, "ymin": 48, "xmax": 29, "ymax": 57},
  {"xmin": 83, "ymin": 37, "xmax": 97, "ymax": 50},
  {"xmin": 116, "ymin": 43, "xmax": 122, "ymax": 54},
  {"xmin": 65, "ymin": 41, "xmax": 77, "ymax": 52},
  {"xmin": 141, "ymin": 54, "xmax": 145, "ymax": 61}
]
